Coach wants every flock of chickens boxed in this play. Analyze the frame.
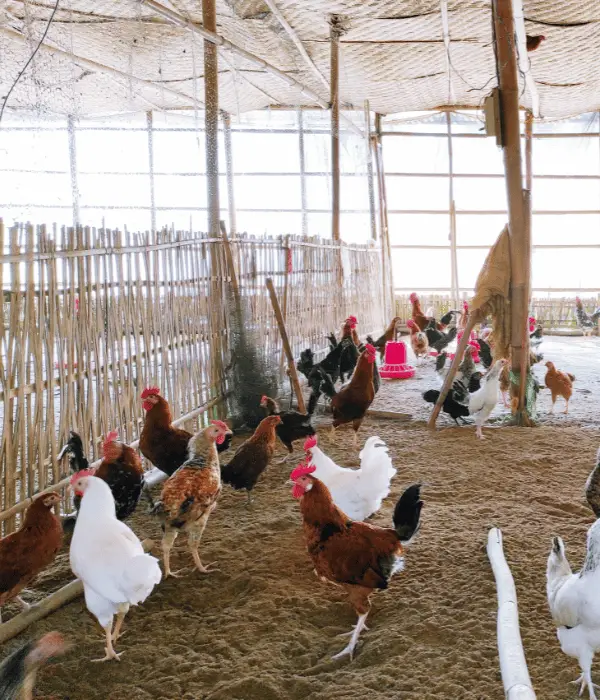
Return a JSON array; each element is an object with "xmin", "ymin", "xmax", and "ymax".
[{"xmin": 0, "ymin": 293, "xmax": 597, "ymax": 697}]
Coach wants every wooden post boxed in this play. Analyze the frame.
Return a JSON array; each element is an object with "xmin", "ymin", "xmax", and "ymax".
[
  {"xmin": 219, "ymin": 220, "xmax": 240, "ymax": 304},
  {"xmin": 222, "ymin": 111, "xmax": 237, "ymax": 236},
  {"xmin": 487, "ymin": 528, "xmax": 537, "ymax": 699},
  {"xmin": 493, "ymin": 0, "xmax": 530, "ymax": 404},
  {"xmin": 265, "ymin": 278, "xmax": 307, "ymax": 414},
  {"xmin": 329, "ymin": 15, "xmax": 342, "ymax": 242},
  {"xmin": 427, "ymin": 312, "xmax": 479, "ymax": 428},
  {"xmin": 525, "ymin": 111, "xmax": 533, "ymax": 191},
  {"xmin": 298, "ymin": 109, "xmax": 308, "ymax": 237},
  {"xmin": 203, "ymin": 0, "xmax": 220, "ymax": 235},
  {"xmin": 146, "ymin": 111, "xmax": 157, "ymax": 233},
  {"xmin": 280, "ymin": 234, "xmax": 291, "ymax": 373},
  {"xmin": 365, "ymin": 101, "xmax": 377, "ymax": 241},
  {"xmin": 67, "ymin": 115, "xmax": 80, "ymax": 228}
]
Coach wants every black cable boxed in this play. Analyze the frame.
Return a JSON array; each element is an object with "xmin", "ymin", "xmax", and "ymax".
[{"xmin": 0, "ymin": 0, "xmax": 61, "ymax": 125}]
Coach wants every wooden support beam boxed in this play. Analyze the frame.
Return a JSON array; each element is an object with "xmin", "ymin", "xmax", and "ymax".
[
  {"xmin": 525, "ymin": 111, "xmax": 533, "ymax": 192},
  {"xmin": 427, "ymin": 313, "xmax": 478, "ymax": 429},
  {"xmin": 265, "ymin": 278, "xmax": 306, "ymax": 414},
  {"xmin": 203, "ymin": 0, "xmax": 220, "ymax": 235},
  {"xmin": 330, "ymin": 16, "xmax": 342, "ymax": 242},
  {"xmin": 222, "ymin": 112, "xmax": 237, "ymax": 236},
  {"xmin": 374, "ymin": 114, "xmax": 394, "ymax": 316},
  {"xmin": 493, "ymin": 0, "xmax": 530, "ymax": 411},
  {"xmin": 446, "ymin": 113, "xmax": 460, "ymax": 308}
]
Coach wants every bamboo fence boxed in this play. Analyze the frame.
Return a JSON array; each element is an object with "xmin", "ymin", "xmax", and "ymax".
[
  {"xmin": 0, "ymin": 219, "xmax": 385, "ymax": 536},
  {"xmin": 395, "ymin": 294, "xmax": 600, "ymax": 329}
]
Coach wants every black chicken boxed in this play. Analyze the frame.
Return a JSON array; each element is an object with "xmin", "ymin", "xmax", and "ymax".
[
  {"xmin": 478, "ymin": 337, "xmax": 493, "ymax": 369},
  {"xmin": 260, "ymin": 395, "xmax": 315, "ymax": 460},
  {"xmin": 426, "ymin": 324, "xmax": 458, "ymax": 354},
  {"xmin": 423, "ymin": 388, "xmax": 470, "ymax": 424}
]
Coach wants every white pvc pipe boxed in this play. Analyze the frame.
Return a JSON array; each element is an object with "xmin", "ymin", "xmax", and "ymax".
[{"xmin": 487, "ymin": 528, "xmax": 537, "ymax": 700}]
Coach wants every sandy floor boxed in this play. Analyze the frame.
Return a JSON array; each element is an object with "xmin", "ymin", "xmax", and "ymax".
[{"xmin": 2, "ymin": 336, "xmax": 600, "ymax": 700}]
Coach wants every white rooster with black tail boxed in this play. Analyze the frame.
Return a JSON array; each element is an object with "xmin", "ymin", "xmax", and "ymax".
[{"xmin": 547, "ymin": 521, "xmax": 600, "ymax": 699}]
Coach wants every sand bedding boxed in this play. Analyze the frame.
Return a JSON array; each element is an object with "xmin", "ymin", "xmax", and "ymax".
[{"xmin": 2, "ymin": 337, "xmax": 600, "ymax": 699}]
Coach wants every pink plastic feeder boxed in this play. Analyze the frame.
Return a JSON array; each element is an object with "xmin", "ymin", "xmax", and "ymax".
[{"xmin": 379, "ymin": 341, "xmax": 415, "ymax": 379}]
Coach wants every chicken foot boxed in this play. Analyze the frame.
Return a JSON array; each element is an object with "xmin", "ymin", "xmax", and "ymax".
[
  {"xmin": 93, "ymin": 623, "xmax": 123, "ymax": 663},
  {"xmin": 16, "ymin": 595, "xmax": 31, "ymax": 612},
  {"xmin": 570, "ymin": 670, "xmax": 599, "ymax": 700},
  {"xmin": 331, "ymin": 612, "xmax": 369, "ymax": 661}
]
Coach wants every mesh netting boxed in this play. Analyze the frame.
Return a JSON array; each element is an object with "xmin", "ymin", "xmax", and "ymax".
[{"xmin": 1, "ymin": 0, "xmax": 598, "ymax": 119}]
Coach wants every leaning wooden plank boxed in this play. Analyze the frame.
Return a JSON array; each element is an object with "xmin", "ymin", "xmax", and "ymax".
[
  {"xmin": 0, "ymin": 539, "xmax": 155, "ymax": 645},
  {"xmin": 487, "ymin": 528, "xmax": 536, "ymax": 700},
  {"xmin": 366, "ymin": 409, "xmax": 412, "ymax": 421}
]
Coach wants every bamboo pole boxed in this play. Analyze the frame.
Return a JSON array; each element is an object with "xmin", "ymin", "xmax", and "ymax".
[
  {"xmin": 222, "ymin": 112, "xmax": 237, "ymax": 236},
  {"xmin": 446, "ymin": 113, "xmax": 460, "ymax": 308},
  {"xmin": 0, "ymin": 539, "xmax": 155, "ymax": 645},
  {"xmin": 493, "ymin": 0, "xmax": 530, "ymax": 412},
  {"xmin": 487, "ymin": 528, "xmax": 537, "ymax": 699},
  {"xmin": 203, "ymin": 0, "xmax": 220, "ymax": 235},
  {"xmin": 265, "ymin": 278, "xmax": 306, "ymax": 414},
  {"xmin": 427, "ymin": 313, "xmax": 478, "ymax": 428},
  {"xmin": 330, "ymin": 15, "xmax": 342, "ymax": 242},
  {"xmin": 374, "ymin": 114, "xmax": 393, "ymax": 316}
]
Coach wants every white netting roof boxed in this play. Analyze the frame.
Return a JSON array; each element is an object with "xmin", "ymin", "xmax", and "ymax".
[{"xmin": 0, "ymin": 0, "xmax": 598, "ymax": 119}]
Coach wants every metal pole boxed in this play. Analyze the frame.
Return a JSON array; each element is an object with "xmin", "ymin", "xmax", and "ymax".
[
  {"xmin": 203, "ymin": 0, "xmax": 220, "ymax": 235},
  {"xmin": 298, "ymin": 108, "xmax": 308, "ymax": 236},
  {"xmin": 222, "ymin": 111, "xmax": 237, "ymax": 236},
  {"xmin": 67, "ymin": 115, "xmax": 80, "ymax": 228},
  {"xmin": 330, "ymin": 15, "xmax": 341, "ymax": 241},
  {"xmin": 146, "ymin": 111, "xmax": 157, "ymax": 232}
]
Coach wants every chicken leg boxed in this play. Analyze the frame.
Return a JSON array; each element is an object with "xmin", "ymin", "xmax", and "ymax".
[
  {"xmin": 331, "ymin": 612, "xmax": 369, "ymax": 661},
  {"xmin": 161, "ymin": 527, "xmax": 183, "ymax": 578},
  {"xmin": 112, "ymin": 605, "xmax": 129, "ymax": 642},
  {"xmin": 187, "ymin": 511, "xmax": 218, "ymax": 574},
  {"xmin": 571, "ymin": 651, "xmax": 599, "ymax": 700},
  {"xmin": 93, "ymin": 623, "xmax": 123, "ymax": 662}
]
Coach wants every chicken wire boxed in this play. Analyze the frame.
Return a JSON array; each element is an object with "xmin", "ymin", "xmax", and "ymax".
[{"xmin": 1, "ymin": 0, "xmax": 599, "ymax": 120}]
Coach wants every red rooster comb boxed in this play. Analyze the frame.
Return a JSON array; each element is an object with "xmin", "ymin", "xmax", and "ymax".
[
  {"xmin": 463, "ymin": 300, "xmax": 469, "ymax": 310},
  {"xmin": 141, "ymin": 386, "xmax": 160, "ymax": 399},
  {"xmin": 260, "ymin": 395, "xmax": 268, "ymax": 403},
  {"xmin": 409, "ymin": 292, "xmax": 418, "ymax": 302},
  {"xmin": 347, "ymin": 315, "xmax": 358, "ymax": 324},
  {"xmin": 303, "ymin": 435, "xmax": 317, "ymax": 451},
  {"xmin": 365, "ymin": 343, "xmax": 376, "ymax": 354},
  {"xmin": 290, "ymin": 462, "xmax": 316, "ymax": 481},
  {"xmin": 407, "ymin": 319, "xmax": 415, "ymax": 328},
  {"xmin": 210, "ymin": 419, "xmax": 229, "ymax": 431},
  {"xmin": 69, "ymin": 468, "xmax": 95, "ymax": 486}
]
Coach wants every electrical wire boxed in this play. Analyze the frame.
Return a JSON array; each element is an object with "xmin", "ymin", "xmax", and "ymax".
[{"xmin": 0, "ymin": 0, "xmax": 61, "ymax": 125}]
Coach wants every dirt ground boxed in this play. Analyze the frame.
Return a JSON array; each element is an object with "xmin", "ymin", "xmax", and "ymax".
[{"xmin": 2, "ymin": 336, "xmax": 600, "ymax": 700}]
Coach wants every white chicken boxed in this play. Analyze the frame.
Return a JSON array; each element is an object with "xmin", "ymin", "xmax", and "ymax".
[
  {"xmin": 69, "ymin": 472, "xmax": 162, "ymax": 662},
  {"xmin": 468, "ymin": 358, "xmax": 507, "ymax": 439},
  {"xmin": 302, "ymin": 435, "xmax": 396, "ymax": 521},
  {"xmin": 547, "ymin": 523, "xmax": 600, "ymax": 699}
]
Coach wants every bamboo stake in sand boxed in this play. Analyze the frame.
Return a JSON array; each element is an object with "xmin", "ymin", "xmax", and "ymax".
[
  {"xmin": 265, "ymin": 278, "xmax": 306, "ymax": 414},
  {"xmin": 427, "ymin": 313, "xmax": 478, "ymax": 429},
  {"xmin": 487, "ymin": 528, "xmax": 536, "ymax": 700},
  {"xmin": 0, "ymin": 540, "xmax": 155, "ymax": 645}
]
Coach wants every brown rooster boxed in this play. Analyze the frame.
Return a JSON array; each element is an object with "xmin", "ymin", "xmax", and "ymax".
[
  {"xmin": 290, "ymin": 461, "xmax": 423, "ymax": 659},
  {"xmin": 139, "ymin": 386, "xmax": 232, "ymax": 476},
  {"xmin": 545, "ymin": 361, "xmax": 575, "ymax": 414},
  {"xmin": 150, "ymin": 420, "xmax": 230, "ymax": 578},
  {"xmin": 0, "ymin": 493, "xmax": 63, "ymax": 622},
  {"xmin": 331, "ymin": 343, "xmax": 377, "ymax": 447},
  {"xmin": 221, "ymin": 415, "xmax": 281, "ymax": 504},
  {"xmin": 409, "ymin": 293, "xmax": 433, "ymax": 331}
]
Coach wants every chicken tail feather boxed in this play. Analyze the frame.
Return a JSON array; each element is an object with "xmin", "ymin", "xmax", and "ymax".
[{"xmin": 393, "ymin": 484, "xmax": 423, "ymax": 544}]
